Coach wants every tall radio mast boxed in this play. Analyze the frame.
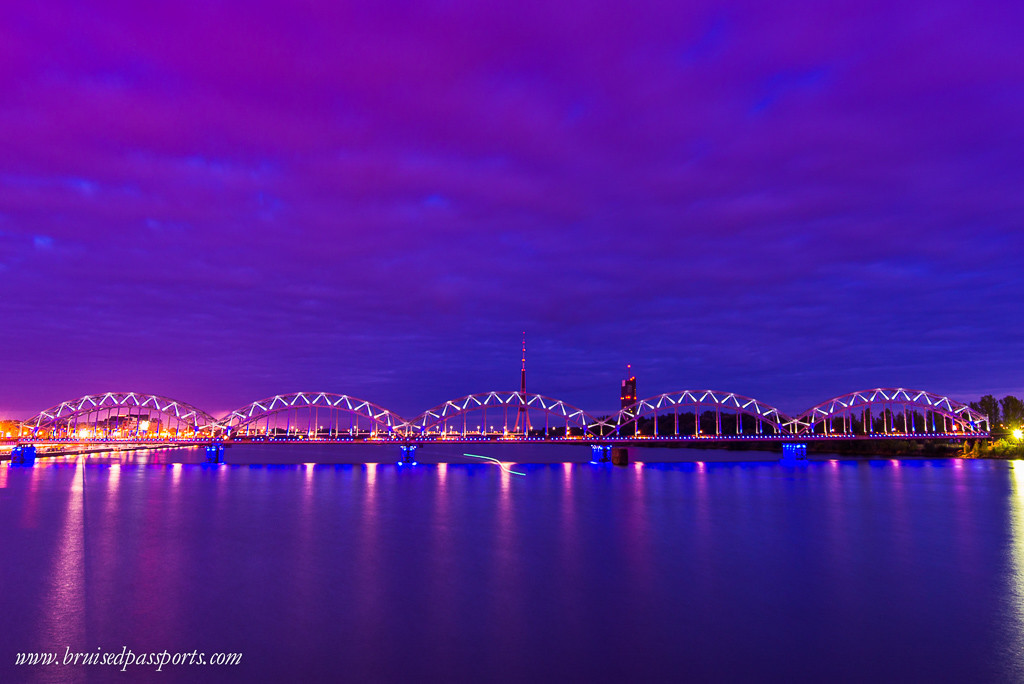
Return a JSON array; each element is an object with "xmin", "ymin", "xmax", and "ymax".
[{"xmin": 515, "ymin": 332, "xmax": 530, "ymax": 433}]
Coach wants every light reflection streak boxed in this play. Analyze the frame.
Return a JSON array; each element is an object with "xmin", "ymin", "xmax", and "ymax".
[
  {"xmin": 20, "ymin": 462, "xmax": 44, "ymax": 529},
  {"xmin": 693, "ymin": 459, "xmax": 712, "ymax": 595},
  {"xmin": 428, "ymin": 459, "xmax": 454, "ymax": 652},
  {"xmin": 155, "ymin": 456, "xmax": 186, "ymax": 634},
  {"xmin": 824, "ymin": 456, "xmax": 852, "ymax": 608},
  {"xmin": 626, "ymin": 454, "xmax": 652, "ymax": 585},
  {"xmin": 0, "ymin": 461, "xmax": 7, "ymax": 488},
  {"xmin": 290, "ymin": 461, "xmax": 316, "ymax": 631},
  {"xmin": 1009, "ymin": 461, "xmax": 1024, "ymax": 664},
  {"xmin": 950, "ymin": 458, "xmax": 976, "ymax": 576},
  {"xmin": 300, "ymin": 463, "xmax": 315, "ymax": 556},
  {"xmin": 493, "ymin": 445, "xmax": 520, "ymax": 632},
  {"xmin": 557, "ymin": 459, "xmax": 584, "ymax": 637},
  {"xmin": 355, "ymin": 462, "xmax": 382, "ymax": 627},
  {"xmin": 41, "ymin": 457, "xmax": 85, "ymax": 648},
  {"xmin": 105, "ymin": 463, "xmax": 121, "ymax": 519},
  {"xmin": 888, "ymin": 457, "xmax": 911, "ymax": 572},
  {"xmin": 366, "ymin": 462, "xmax": 377, "ymax": 492},
  {"xmin": 213, "ymin": 461, "xmax": 228, "ymax": 540}
]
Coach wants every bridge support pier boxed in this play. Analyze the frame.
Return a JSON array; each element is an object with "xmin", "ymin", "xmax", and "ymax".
[
  {"xmin": 590, "ymin": 444, "xmax": 611, "ymax": 463},
  {"xmin": 205, "ymin": 443, "xmax": 225, "ymax": 464},
  {"xmin": 399, "ymin": 445, "xmax": 417, "ymax": 465},
  {"xmin": 11, "ymin": 445, "xmax": 36, "ymax": 466},
  {"xmin": 781, "ymin": 443, "xmax": 807, "ymax": 461}
]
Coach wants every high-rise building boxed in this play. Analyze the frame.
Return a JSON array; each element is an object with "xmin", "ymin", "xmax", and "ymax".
[{"xmin": 621, "ymin": 365, "xmax": 637, "ymax": 409}]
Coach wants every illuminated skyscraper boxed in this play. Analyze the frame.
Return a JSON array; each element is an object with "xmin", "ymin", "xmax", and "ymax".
[{"xmin": 621, "ymin": 365, "xmax": 637, "ymax": 409}]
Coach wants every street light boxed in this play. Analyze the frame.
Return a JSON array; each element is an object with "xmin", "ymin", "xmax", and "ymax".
[{"xmin": 1013, "ymin": 428, "xmax": 1023, "ymax": 441}]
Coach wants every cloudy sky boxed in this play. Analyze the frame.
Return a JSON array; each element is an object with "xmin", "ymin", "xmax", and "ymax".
[{"xmin": 1, "ymin": 0, "xmax": 1022, "ymax": 419}]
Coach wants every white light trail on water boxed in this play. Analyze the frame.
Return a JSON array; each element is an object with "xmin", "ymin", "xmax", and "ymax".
[{"xmin": 462, "ymin": 453, "xmax": 525, "ymax": 476}]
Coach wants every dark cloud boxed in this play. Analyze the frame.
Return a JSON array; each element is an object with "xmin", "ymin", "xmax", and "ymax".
[{"xmin": 1, "ymin": 0, "xmax": 1022, "ymax": 419}]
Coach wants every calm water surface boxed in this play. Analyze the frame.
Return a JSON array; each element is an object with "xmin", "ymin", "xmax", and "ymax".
[{"xmin": 1, "ymin": 446, "xmax": 1023, "ymax": 682}]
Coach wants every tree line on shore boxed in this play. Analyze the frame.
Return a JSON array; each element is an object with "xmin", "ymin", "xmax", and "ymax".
[
  {"xmin": 969, "ymin": 395, "xmax": 1024, "ymax": 431},
  {"xmin": 963, "ymin": 394, "xmax": 1023, "ymax": 459}
]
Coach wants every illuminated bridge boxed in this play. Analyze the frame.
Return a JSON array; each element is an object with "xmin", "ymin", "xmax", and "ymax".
[{"xmin": 2, "ymin": 388, "xmax": 990, "ymax": 463}]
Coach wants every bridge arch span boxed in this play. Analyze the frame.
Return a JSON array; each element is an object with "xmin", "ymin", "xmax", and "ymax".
[
  {"xmin": 793, "ymin": 388, "xmax": 990, "ymax": 436},
  {"xmin": 610, "ymin": 390, "xmax": 792, "ymax": 438},
  {"xmin": 23, "ymin": 392, "xmax": 217, "ymax": 438},
  {"xmin": 406, "ymin": 392, "xmax": 602, "ymax": 437},
  {"xmin": 220, "ymin": 392, "xmax": 406, "ymax": 438}
]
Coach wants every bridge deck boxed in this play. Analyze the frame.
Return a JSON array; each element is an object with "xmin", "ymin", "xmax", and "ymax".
[{"xmin": 2, "ymin": 432, "xmax": 986, "ymax": 449}]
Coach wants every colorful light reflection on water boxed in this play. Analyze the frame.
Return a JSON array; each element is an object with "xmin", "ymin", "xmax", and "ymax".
[{"xmin": 0, "ymin": 454, "xmax": 1022, "ymax": 682}]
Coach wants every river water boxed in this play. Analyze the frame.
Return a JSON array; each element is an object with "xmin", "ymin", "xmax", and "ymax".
[{"xmin": 1, "ymin": 446, "xmax": 1022, "ymax": 682}]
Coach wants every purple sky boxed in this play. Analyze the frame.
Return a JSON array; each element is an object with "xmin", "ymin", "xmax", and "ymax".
[{"xmin": 2, "ymin": 1, "xmax": 1023, "ymax": 420}]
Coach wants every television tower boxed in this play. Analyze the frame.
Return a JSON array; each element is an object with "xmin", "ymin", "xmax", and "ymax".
[{"xmin": 515, "ymin": 332, "xmax": 530, "ymax": 433}]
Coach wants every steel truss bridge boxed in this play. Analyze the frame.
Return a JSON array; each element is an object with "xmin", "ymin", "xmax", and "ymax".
[{"xmin": 4, "ymin": 389, "xmax": 989, "ymax": 454}]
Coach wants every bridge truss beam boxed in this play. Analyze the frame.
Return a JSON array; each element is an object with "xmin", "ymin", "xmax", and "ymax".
[
  {"xmin": 406, "ymin": 392, "xmax": 603, "ymax": 438},
  {"xmin": 220, "ymin": 392, "xmax": 405, "ymax": 439},
  {"xmin": 22, "ymin": 392, "xmax": 217, "ymax": 439},
  {"xmin": 793, "ymin": 388, "xmax": 989, "ymax": 437},
  {"xmin": 609, "ymin": 390, "xmax": 792, "ymax": 438},
  {"xmin": 7, "ymin": 386, "xmax": 991, "ymax": 446}
]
